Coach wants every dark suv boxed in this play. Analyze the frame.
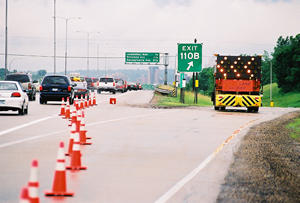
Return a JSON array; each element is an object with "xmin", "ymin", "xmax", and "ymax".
[
  {"xmin": 5, "ymin": 73, "xmax": 37, "ymax": 101},
  {"xmin": 39, "ymin": 75, "xmax": 75, "ymax": 104}
]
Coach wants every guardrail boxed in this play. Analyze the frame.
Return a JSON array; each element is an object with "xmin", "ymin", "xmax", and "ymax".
[{"xmin": 154, "ymin": 86, "xmax": 175, "ymax": 96}]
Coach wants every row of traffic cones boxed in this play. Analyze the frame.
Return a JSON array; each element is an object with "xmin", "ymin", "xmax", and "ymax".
[
  {"xmin": 60, "ymin": 92, "xmax": 97, "ymax": 118},
  {"xmin": 19, "ymin": 92, "xmax": 97, "ymax": 201}
]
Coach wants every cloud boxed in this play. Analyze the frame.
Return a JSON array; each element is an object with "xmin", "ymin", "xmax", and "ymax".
[{"xmin": 153, "ymin": 0, "xmax": 192, "ymax": 6}]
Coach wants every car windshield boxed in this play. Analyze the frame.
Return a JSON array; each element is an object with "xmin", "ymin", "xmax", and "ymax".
[
  {"xmin": 43, "ymin": 76, "xmax": 68, "ymax": 85},
  {"xmin": 6, "ymin": 74, "xmax": 30, "ymax": 83},
  {"xmin": 0, "ymin": 83, "xmax": 18, "ymax": 90},
  {"xmin": 85, "ymin": 78, "xmax": 92, "ymax": 82},
  {"xmin": 73, "ymin": 82, "xmax": 85, "ymax": 89},
  {"xmin": 100, "ymin": 78, "xmax": 114, "ymax": 82},
  {"xmin": 92, "ymin": 78, "xmax": 98, "ymax": 82}
]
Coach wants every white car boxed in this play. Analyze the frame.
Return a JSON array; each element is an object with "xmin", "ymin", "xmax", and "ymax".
[{"xmin": 0, "ymin": 81, "xmax": 29, "ymax": 115}]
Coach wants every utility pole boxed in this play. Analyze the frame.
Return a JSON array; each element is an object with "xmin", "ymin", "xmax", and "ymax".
[
  {"xmin": 270, "ymin": 61, "xmax": 273, "ymax": 107},
  {"xmin": 164, "ymin": 53, "xmax": 169, "ymax": 85},
  {"xmin": 194, "ymin": 38, "xmax": 198, "ymax": 104},
  {"xmin": 97, "ymin": 44, "xmax": 99, "ymax": 76},
  {"xmin": 4, "ymin": 0, "xmax": 8, "ymax": 77},
  {"xmin": 87, "ymin": 32, "xmax": 90, "ymax": 76},
  {"xmin": 53, "ymin": 0, "xmax": 56, "ymax": 74},
  {"xmin": 64, "ymin": 19, "xmax": 68, "ymax": 75}
]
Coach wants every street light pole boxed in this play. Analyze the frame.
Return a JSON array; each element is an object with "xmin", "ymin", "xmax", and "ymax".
[
  {"xmin": 270, "ymin": 61, "xmax": 272, "ymax": 102},
  {"xmin": 76, "ymin": 31, "xmax": 100, "ymax": 77},
  {"xmin": 4, "ymin": 0, "xmax": 8, "ymax": 77},
  {"xmin": 64, "ymin": 19, "xmax": 68, "ymax": 75},
  {"xmin": 97, "ymin": 44, "xmax": 99, "ymax": 76},
  {"xmin": 53, "ymin": 0, "xmax": 56, "ymax": 75},
  {"xmin": 87, "ymin": 32, "xmax": 90, "ymax": 76},
  {"xmin": 58, "ymin": 17, "xmax": 81, "ymax": 76}
]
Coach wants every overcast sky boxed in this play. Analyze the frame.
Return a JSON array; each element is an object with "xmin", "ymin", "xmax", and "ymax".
[{"xmin": 0, "ymin": 0, "xmax": 299, "ymax": 73}]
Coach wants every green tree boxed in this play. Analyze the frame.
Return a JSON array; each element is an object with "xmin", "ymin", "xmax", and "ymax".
[
  {"xmin": 0, "ymin": 68, "xmax": 9, "ymax": 80},
  {"xmin": 272, "ymin": 34, "xmax": 300, "ymax": 92},
  {"xmin": 37, "ymin": 69, "xmax": 47, "ymax": 77},
  {"xmin": 186, "ymin": 67, "xmax": 214, "ymax": 95}
]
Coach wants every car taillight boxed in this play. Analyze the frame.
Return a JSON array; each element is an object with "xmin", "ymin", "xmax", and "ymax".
[
  {"xmin": 11, "ymin": 92, "xmax": 21, "ymax": 97},
  {"xmin": 68, "ymin": 86, "xmax": 71, "ymax": 92},
  {"xmin": 91, "ymin": 82, "xmax": 94, "ymax": 87},
  {"xmin": 39, "ymin": 86, "xmax": 43, "ymax": 91},
  {"xmin": 113, "ymin": 82, "xmax": 115, "ymax": 86},
  {"xmin": 28, "ymin": 83, "xmax": 32, "ymax": 90}
]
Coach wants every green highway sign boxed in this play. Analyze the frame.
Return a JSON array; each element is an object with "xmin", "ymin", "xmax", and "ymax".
[
  {"xmin": 125, "ymin": 52, "xmax": 160, "ymax": 63},
  {"xmin": 178, "ymin": 43, "xmax": 202, "ymax": 72}
]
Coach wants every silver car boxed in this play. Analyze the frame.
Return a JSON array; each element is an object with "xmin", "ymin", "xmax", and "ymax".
[{"xmin": 0, "ymin": 81, "xmax": 29, "ymax": 115}]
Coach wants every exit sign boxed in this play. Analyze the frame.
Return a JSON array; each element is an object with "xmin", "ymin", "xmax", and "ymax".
[{"xmin": 178, "ymin": 43, "xmax": 202, "ymax": 72}]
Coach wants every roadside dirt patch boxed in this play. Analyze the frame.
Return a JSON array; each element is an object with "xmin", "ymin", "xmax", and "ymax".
[{"xmin": 217, "ymin": 111, "xmax": 300, "ymax": 203}]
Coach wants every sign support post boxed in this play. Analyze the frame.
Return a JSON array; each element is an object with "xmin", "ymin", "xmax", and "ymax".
[{"xmin": 164, "ymin": 53, "xmax": 169, "ymax": 85}]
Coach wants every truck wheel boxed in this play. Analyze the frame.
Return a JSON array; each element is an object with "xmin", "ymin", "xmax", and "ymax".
[
  {"xmin": 220, "ymin": 107, "xmax": 226, "ymax": 111},
  {"xmin": 253, "ymin": 107, "xmax": 259, "ymax": 113},
  {"xmin": 214, "ymin": 106, "xmax": 219, "ymax": 111}
]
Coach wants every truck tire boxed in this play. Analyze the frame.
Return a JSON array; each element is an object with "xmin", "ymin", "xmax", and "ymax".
[
  {"xmin": 220, "ymin": 107, "xmax": 226, "ymax": 111},
  {"xmin": 214, "ymin": 106, "xmax": 220, "ymax": 111}
]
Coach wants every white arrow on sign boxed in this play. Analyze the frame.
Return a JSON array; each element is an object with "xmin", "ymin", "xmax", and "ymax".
[{"xmin": 187, "ymin": 61, "xmax": 193, "ymax": 70}]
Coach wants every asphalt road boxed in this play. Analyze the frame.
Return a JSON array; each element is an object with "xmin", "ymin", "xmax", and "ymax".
[{"xmin": 0, "ymin": 90, "xmax": 298, "ymax": 203}]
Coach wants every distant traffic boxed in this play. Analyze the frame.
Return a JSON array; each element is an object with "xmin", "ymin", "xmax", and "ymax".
[{"xmin": 0, "ymin": 72, "xmax": 143, "ymax": 115}]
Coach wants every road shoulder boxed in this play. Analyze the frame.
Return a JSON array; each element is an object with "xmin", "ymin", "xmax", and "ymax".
[{"xmin": 217, "ymin": 111, "xmax": 300, "ymax": 202}]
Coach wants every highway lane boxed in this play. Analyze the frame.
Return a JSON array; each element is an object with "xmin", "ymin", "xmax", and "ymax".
[{"xmin": 0, "ymin": 90, "xmax": 298, "ymax": 203}]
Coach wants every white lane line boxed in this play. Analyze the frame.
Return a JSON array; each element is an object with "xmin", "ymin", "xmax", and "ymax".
[
  {"xmin": 154, "ymin": 153, "xmax": 216, "ymax": 203},
  {"xmin": 0, "ymin": 130, "xmax": 66, "ymax": 148},
  {"xmin": 154, "ymin": 119, "xmax": 258, "ymax": 203},
  {"xmin": 0, "ymin": 110, "xmax": 176, "ymax": 149},
  {"xmin": 87, "ymin": 111, "xmax": 171, "ymax": 127},
  {"xmin": 0, "ymin": 116, "xmax": 54, "ymax": 137}
]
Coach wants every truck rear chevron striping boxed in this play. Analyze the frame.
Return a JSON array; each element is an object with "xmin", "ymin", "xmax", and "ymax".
[{"xmin": 216, "ymin": 94, "xmax": 261, "ymax": 107}]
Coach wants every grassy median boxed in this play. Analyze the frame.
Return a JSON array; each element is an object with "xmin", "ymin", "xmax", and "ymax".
[
  {"xmin": 155, "ymin": 91, "xmax": 212, "ymax": 107},
  {"xmin": 262, "ymin": 83, "xmax": 300, "ymax": 107}
]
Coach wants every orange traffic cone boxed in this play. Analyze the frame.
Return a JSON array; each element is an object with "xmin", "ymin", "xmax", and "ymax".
[
  {"xmin": 79, "ymin": 97, "xmax": 83, "ymax": 109},
  {"xmin": 59, "ymin": 98, "xmax": 65, "ymax": 116},
  {"xmin": 76, "ymin": 110, "xmax": 81, "ymax": 133},
  {"xmin": 68, "ymin": 109, "xmax": 77, "ymax": 127},
  {"xmin": 93, "ymin": 92, "xmax": 97, "ymax": 106},
  {"xmin": 84, "ymin": 94, "xmax": 88, "ymax": 108},
  {"xmin": 88, "ymin": 93, "xmax": 92, "ymax": 106},
  {"xmin": 80, "ymin": 119, "xmax": 91, "ymax": 145},
  {"xmin": 20, "ymin": 187, "xmax": 30, "ymax": 203},
  {"xmin": 110, "ymin": 98, "xmax": 116, "ymax": 104},
  {"xmin": 66, "ymin": 130, "xmax": 87, "ymax": 170},
  {"xmin": 28, "ymin": 160, "xmax": 39, "ymax": 203},
  {"xmin": 45, "ymin": 142, "xmax": 74, "ymax": 197},
  {"xmin": 66, "ymin": 123, "xmax": 76, "ymax": 156},
  {"xmin": 76, "ymin": 95, "xmax": 80, "ymax": 110},
  {"xmin": 64, "ymin": 98, "xmax": 71, "ymax": 119}
]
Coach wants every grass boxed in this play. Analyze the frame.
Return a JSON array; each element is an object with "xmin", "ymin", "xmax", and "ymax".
[
  {"xmin": 262, "ymin": 83, "xmax": 300, "ymax": 107},
  {"xmin": 286, "ymin": 117, "xmax": 300, "ymax": 141},
  {"xmin": 155, "ymin": 90, "xmax": 212, "ymax": 107}
]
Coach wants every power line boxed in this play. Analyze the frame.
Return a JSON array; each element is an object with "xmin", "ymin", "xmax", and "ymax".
[{"xmin": 0, "ymin": 53, "xmax": 214, "ymax": 59}]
